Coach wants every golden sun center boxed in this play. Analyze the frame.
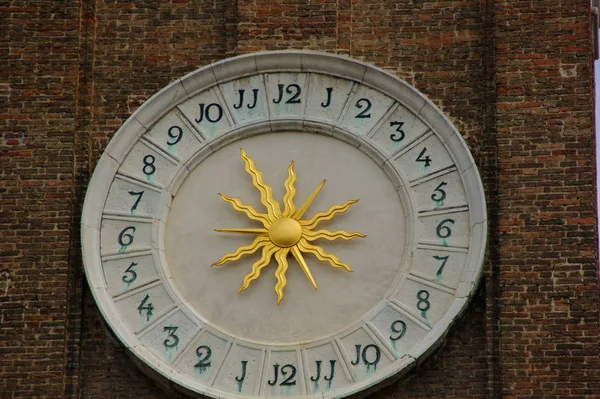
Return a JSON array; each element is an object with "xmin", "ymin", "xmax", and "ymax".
[
  {"xmin": 212, "ymin": 148, "xmax": 365, "ymax": 303},
  {"xmin": 269, "ymin": 218, "xmax": 302, "ymax": 247}
]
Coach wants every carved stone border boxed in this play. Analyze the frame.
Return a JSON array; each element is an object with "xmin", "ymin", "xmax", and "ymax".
[{"xmin": 81, "ymin": 50, "xmax": 487, "ymax": 399}]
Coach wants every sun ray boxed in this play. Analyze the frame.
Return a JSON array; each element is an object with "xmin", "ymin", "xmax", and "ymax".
[
  {"xmin": 240, "ymin": 149, "xmax": 282, "ymax": 221},
  {"xmin": 282, "ymin": 161, "xmax": 297, "ymax": 217},
  {"xmin": 293, "ymin": 179, "xmax": 326, "ymax": 219},
  {"xmin": 212, "ymin": 236, "xmax": 270, "ymax": 266},
  {"xmin": 218, "ymin": 193, "xmax": 270, "ymax": 228},
  {"xmin": 298, "ymin": 239, "xmax": 353, "ymax": 271},
  {"xmin": 300, "ymin": 199, "xmax": 359, "ymax": 230},
  {"xmin": 214, "ymin": 228, "xmax": 268, "ymax": 235},
  {"xmin": 291, "ymin": 246, "xmax": 317, "ymax": 289},
  {"xmin": 238, "ymin": 245, "xmax": 279, "ymax": 292},
  {"xmin": 274, "ymin": 248, "xmax": 291, "ymax": 304},
  {"xmin": 303, "ymin": 229, "xmax": 366, "ymax": 242}
]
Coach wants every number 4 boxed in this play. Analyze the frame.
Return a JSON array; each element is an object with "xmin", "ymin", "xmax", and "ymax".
[
  {"xmin": 137, "ymin": 294, "xmax": 154, "ymax": 321},
  {"xmin": 416, "ymin": 147, "xmax": 432, "ymax": 167}
]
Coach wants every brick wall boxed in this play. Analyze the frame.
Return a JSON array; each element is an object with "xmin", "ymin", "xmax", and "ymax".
[{"xmin": 1, "ymin": 0, "xmax": 597, "ymax": 398}]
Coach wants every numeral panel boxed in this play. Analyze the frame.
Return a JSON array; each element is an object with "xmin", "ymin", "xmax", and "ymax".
[
  {"xmin": 118, "ymin": 141, "xmax": 179, "ymax": 188},
  {"xmin": 219, "ymin": 74, "xmax": 268, "ymax": 125},
  {"xmin": 104, "ymin": 176, "xmax": 166, "ymax": 218},
  {"xmin": 411, "ymin": 168, "xmax": 466, "ymax": 212},
  {"xmin": 303, "ymin": 342, "xmax": 351, "ymax": 394},
  {"xmin": 418, "ymin": 209, "xmax": 470, "ymax": 247},
  {"xmin": 100, "ymin": 217, "xmax": 154, "ymax": 256},
  {"xmin": 176, "ymin": 330, "xmax": 230, "ymax": 384},
  {"xmin": 338, "ymin": 85, "xmax": 395, "ymax": 136},
  {"xmin": 368, "ymin": 304, "xmax": 429, "ymax": 358},
  {"xmin": 144, "ymin": 109, "xmax": 206, "ymax": 163},
  {"xmin": 370, "ymin": 104, "xmax": 429, "ymax": 156},
  {"xmin": 213, "ymin": 343, "xmax": 264, "ymax": 396},
  {"xmin": 262, "ymin": 350, "xmax": 303, "ymax": 397},
  {"xmin": 391, "ymin": 133, "xmax": 454, "ymax": 182},
  {"xmin": 139, "ymin": 309, "xmax": 202, "ymax": 364},
  {"xmin": 338, "ymin": 327, "xmax": 393, "ymax": 382},
  {"xmin": 114, "ymin": 283, "xmax": 175, "ymax": 333},
  {"xmin": 412, "ymin": 246, "xmax": 468, "ymax": 288},
  {"xmin": 265, "ymin": 73, "xmax": 308, "ymax": 119},
  {"xmin": 102, "ymin": 252, "xmax": 160, "ymax": 296},
  {"xmin": 304, "ymin": 74, "xmax": 354, "ymax": 124},
  {"xmin": 393, "ymin": 278, "xmax": 454, "ymax": 326},
  {"xmin": 177, "ymin": 89, "xmax": 232, "ymax": 140}
]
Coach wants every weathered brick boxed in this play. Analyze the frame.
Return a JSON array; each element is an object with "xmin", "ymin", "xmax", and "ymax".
[{"xmin": 1, "ymin": 0, "xmax": 597, "ymax": 398}]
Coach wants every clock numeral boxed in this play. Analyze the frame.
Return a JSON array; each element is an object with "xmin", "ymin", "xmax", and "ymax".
[
  {"xmin": 268, "ymin": 364, "xmax": 297, "ymax": 386},
  {"xmin": 118, "ymin": 226, "xmax": 136, "ymax": 247},
  {"xmin": 233, "ymin": 88, "xmax": 259, "ymax": 110},
  {"xmin": 434, "ymin": 254, "xmax": 449, "ymax": 277},
  {"xmin": 194, "ymin": 345, "xmax": 212, "ymax": 370},
  {"xmin": 436, "ymin": 218, "xmax": 455, "ymax": 239},
  {"xmin": 273, "ymin": 83, "xmax": 301, "ymax": 104},
  {"xmin": 137, "ymin": 294, "xmax": 154, "ymax": 321},
  {"xmin": 416, "ymin": 147, "xmax": 432, "ymax": 167},
  {"xmin": 128, "ymin": 190, "xmax": 144, "ymax": 212},
  {"xmin": 350, "ymin": 344, "xmax": 380, "ymax": 368},
  {"xmin": 122, "ymin": 261, "xmax": 138, "ymax": 283},
  {"xmin": 390, "ymin": 320, "xmax": 407, "ymax": 341},
  {"xmin": 321, "ymin": 87, "xmax": 333, "ymax": 108},
  {"xmin": 142, "ymin": 154, "xmax": 156, "ymax": 176},
  {"xmin": 389, "ymin": 121, "xmax": 405, "ymax": 142},
  {"xmin": 310, "ymin": 360, "xmax": 335, "ymax": 385},
  {"xmin": 163, "ymin": 326, "xmax": 179, "ymax": 348},
  {"xmin": 354, "ymin": 98, "xmax": 372, "ymax": 119},
  {"xmin": 235, "ymin": 360, "xmax": 248, "ymax": 384},
  {"xmin": 416, "ymin": 290, "xmax": 430, "ymax": 316},
  {"xmin": 167, "ymin": 125, "xmax": 183, "ymax": 145},
  {"xmin": 431, "ymin": 181, "xmax": 447, "ymax": 202},
  {"xmin": 195, "ymin": 103, "xmax": 223, "ymax": 123}
]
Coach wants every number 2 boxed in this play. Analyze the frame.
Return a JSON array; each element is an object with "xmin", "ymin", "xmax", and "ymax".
[
  {"xmin": 194, "ymin": 345, "xmax": 212, "ymax": 368},
  {"xmin": 355, "ymin": 98, "xmax": 372, "ymax": 118}
]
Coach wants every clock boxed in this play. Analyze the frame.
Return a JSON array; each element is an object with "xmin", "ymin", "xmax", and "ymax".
[{"xmin": 81, "ymin": 51, "xmax": 487, "ymax": 398}]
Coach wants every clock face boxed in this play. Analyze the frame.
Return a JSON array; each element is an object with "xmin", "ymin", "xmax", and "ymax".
[{"xmin": 81, "ymin": 51, "xmax": 486, "ymax": 399}]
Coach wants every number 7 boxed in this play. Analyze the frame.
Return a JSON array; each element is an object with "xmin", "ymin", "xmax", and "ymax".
[
  {"xmin": 128, "ymin": 190, "xmax": 144, "ymax": 212},
  {"xmin": 433, "ymin": 255, "xmax": 449, "ymax": 277}
]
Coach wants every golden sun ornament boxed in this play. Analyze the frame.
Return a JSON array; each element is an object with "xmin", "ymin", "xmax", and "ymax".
[{"xmin": 212, "ymin": 149, "xmax": 366, "ymax": 304}]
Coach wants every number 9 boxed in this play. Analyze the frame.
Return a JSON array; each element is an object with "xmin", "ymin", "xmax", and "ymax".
[
  {"xmin": 390, "ymin": 320, "xmax": 407, "ymax": 341},
  {"xmin": 167, "ymin": 125, "xmax": 183, "ymax": 145}
]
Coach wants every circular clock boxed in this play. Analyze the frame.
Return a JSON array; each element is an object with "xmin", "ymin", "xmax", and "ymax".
[{"xmin": 81, "ymin": 51, "xmax": 487, "ymax": 398}]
